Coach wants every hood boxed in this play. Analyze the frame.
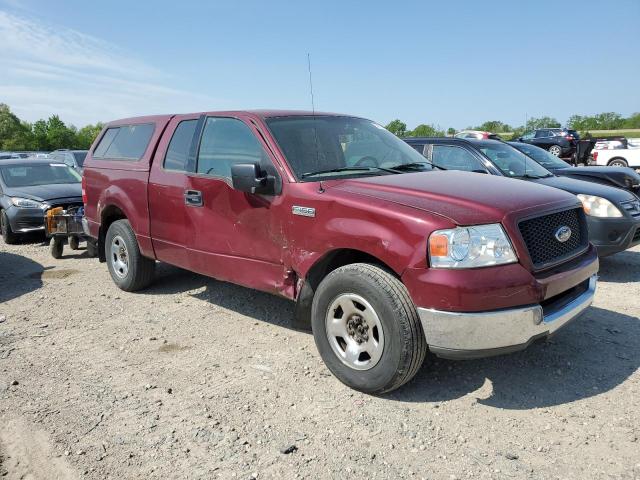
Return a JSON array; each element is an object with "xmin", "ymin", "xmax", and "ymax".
[
  {"xmin": 553, "ymin": 166, "xmax": 640, "ymax": 193},
  {"xmin": 4, "ymin": 183, "xmax": 82, "ymax": 203},
  {"xmin": 328, "ymin": 170, "xmax": 579, "ymax": 225},
  {"xmin": 531, "ymin": 175, "xmax": 636, "ymax": 204}
]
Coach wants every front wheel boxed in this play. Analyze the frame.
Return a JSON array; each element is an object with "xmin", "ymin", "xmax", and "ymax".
[
  {"xmin": 105, "ymin": 219, "xmax": 155, "ymax": 291},
  {"xmin": 311, "ymin": 263, "xmax": 427, "ymax": 394},
  {"xmin": 0, "ymin": 210, "xmax": 19, "ymax": 244},
  {"xmin": 608, "ymin": 158, "xmax": 628, "ymax": 168},
  {"xmin": 548, "ymin": 145, "xmax": 562, "ymax": 156}
]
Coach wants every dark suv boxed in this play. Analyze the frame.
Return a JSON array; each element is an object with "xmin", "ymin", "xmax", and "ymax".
[
  {"xmin": 515, "ymin": 128, "xmax": 579, "ymax": 158},
  {"xmin": 403, "ymin": 137, "xmax": 640, "ymax": 256}
]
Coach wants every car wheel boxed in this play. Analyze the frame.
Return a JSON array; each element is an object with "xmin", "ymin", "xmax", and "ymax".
[
  {"xmin": 548, "ymin": 145, "xmax": 562, "ymax": 156},
  {"xmin": 50, "ymin": 237, "xmax": 63, "ymax": 259},
  {"xmin": 68, "ymin": 235, "xmax": 80, "ymax": 250},
  {"xmin": 608, "ymin": 158, "xmax": 628, "ymax": 168},
  {"xmin": 0, "ymin": 210, "xmax": 19, "ymax": 244},
  {"xmin": 311, "ymin": 263, "xmax": 427, "ymax": 394},
  {"xmin": 105, "ymin": 219, "xmax": 155, "ymax": 291}
]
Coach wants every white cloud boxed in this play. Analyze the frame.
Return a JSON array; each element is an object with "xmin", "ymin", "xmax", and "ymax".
[{"xmin": 0, "ymin": 10, "xmax": 220, "ymax": 126}]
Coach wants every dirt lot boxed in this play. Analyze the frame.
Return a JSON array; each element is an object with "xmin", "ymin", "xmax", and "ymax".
[{"xmin": 0, "ymin": 238, "xmax": 639, "ymax": 480}]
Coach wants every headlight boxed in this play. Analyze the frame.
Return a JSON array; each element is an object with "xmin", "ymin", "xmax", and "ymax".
[
  {"xmin": 10, "ymin": 197, "xmax": 47, "ymax": 209},
  {"xmin": 429, "ymin": 224, "xmax": 517, "ymax": 269},
  {"xmin": 576, "ymin": 194, "xmax": 622, "ymax": 218}
]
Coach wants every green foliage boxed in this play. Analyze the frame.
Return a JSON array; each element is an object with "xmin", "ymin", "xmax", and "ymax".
[
  {"xmin": 623, "ymin": 112, "xmax": 640, "ymax": 129},
  {"xmin": 407, "ymin": 124, "xmax": 444, "ymax": 137},
  {"xmin": 446, "ymin": 127, "xmax": 456, "ymax": 136},
  {"xmin": 525, "ymin": 116, "xmax": 561, "ymax": 130},
  {"xmin": 384, "ymin": 119, "xmax": 407, "ymax": 137},
  {"xmin": 475, "ymin": 120, "xmax": 512, "ymax": 133},
  {"xmin": 0, "ymin": 103, "xmax": 103, "ymax": 151},
  {"xmin": 568, "ymin": 112, "xmax": 624, "ymax": 131}
]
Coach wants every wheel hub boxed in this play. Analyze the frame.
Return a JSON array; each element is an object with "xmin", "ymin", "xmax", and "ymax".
[{"xmin": 346, "ymin": 315, "xmax": 369, "ymax": 344}]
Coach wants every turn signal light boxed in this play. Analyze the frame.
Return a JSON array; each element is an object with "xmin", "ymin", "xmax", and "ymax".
[{"xmin": 429, "ymin": 234, "xmax": 449, "ymax": 257}]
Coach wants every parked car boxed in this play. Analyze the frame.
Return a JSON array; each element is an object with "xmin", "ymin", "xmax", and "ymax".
[
  {"xmin": 510, "ymin": 141, "xmax": 640, "ymax": 197},
  {"xmin": 514, "ymin": 128, "xmax": 579, "ymax": 157},
  {"xmin": 83, "ymin": 111, "xmax": 598, "ymax": 394},
  {"xmin": 0, "ymin": 158, "xmax": 83, "ymax": 243},
  {"xmin": 404, "ymin": 137, "xmax": 640, "ymax": 256},
  {"xmin": 591, "ymin": 146, "xmax": 640, "ymax": 168},
  {"xmin": 453, "ymin": 130, "xmax": 502, "ymax": 140},
  {"xmin": 50, "ymin": 149, "xmax": 88, "ymax": 172}
]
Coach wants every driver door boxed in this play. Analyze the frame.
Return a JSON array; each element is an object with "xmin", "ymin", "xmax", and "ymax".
[{"xmin": 185, "ymin": 115, "xmax": 286, "ymax": 291}]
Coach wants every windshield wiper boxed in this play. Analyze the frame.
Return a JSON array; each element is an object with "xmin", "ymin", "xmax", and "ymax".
[
  {"xmin": 516, "ymin": 173, "xmax": 552, "ymax": 179},
  {"xmin": 388, "ymin": 161, "xmax": 447, "ymax": 171},
  {"xmin": 300, "ymin": 166, "xmax": 400, "ymax": 179}
]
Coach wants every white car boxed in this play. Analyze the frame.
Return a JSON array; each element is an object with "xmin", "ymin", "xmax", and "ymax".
[{"xmin": 592, "ymin": 147, "xmax": 640, "ymax": 168}]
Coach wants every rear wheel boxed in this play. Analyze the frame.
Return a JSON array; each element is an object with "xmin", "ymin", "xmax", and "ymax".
[
  {"xmin": 68, "ymin": 236, "xmax": 80, "ymax": 250},
  {"xmin": 608, "ymin": 158, "xmax": 628, "ymax": 168},
  {"xmin": 548, "ymin": 145, "xmax": 562, "ymax": 156},
  {"xmin": 0, "ymin": 210, "xmax": 19, "ymax": 244},
  {"xmin": 311, "ymin": 263, "xmax": 427, "ymax": 394},
  {"xmin": 50, "ymin": 237, "xmax": 63, "ymax": 259},
  {"xmin": 105, "ymin": 219, "xmax": 155, "ymax": 291}
]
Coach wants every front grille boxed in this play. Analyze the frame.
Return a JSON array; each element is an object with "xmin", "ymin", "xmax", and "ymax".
[
  {"xmin": 621, "ymin": 199, "xmax": 640, "ymax": 219},
  {"xmin": 15, "ymin": 218, "xmax": 44, "ymax": 230},
  {"xmin": 518, "ymin": 208, "xmax": 588, "ymax": 269}
]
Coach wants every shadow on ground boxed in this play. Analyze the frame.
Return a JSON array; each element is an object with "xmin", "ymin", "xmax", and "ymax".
[
  {"xmin": 0, "ymin": 251, "xmax": 45, "ymax": 303},
  {"xmin": 598, "ymin": 252, "xmax": 640, "ymax": 283},
  {"xmin": 391, "ymin": 306, "xmax": 639, "ymax": 408},
  {"xmin": 137, "ymin": 265, "xmax": 639, "ymax": 410}
]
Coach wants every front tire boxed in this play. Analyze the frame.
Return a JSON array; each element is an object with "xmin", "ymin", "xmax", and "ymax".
[
  {"xmin": 608, "ymin": 158, "xmax": 628, "ymax": 168},
  {"xmin": 0, "ymin": 210, "xmax": 19, "ymax": 244},
  {"xmin": 311, "ymin": 263, "xmax": 427, "ymax": 394},
  {"xmin": 105, "ymin": 219, "xmax": 155, "ymax": 291},
  {"xmin": 548, "ymin": 145, "xmax": 562, "ymax": 156}
]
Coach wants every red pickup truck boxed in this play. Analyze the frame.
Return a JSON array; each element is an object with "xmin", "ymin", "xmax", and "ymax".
[{"xmin": 83, "ymin": 111, "xmax": 599, "ymax": 393}]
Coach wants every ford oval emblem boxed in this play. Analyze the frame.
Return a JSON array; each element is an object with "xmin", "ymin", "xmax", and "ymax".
[{"xmin": 555, "ymin": 225, "xmax": 572, "ymax": 243}]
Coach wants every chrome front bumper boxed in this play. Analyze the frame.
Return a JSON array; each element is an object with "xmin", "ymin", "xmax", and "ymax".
[{"xmin": 418, "ymin": 275, "xmax": 597, "ymax": 359}]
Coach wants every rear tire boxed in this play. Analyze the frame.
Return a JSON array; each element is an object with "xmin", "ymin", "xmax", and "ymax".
[
  {"xmin": 50, "ymin": 237, "xmax": 63, "ymax": 259},
  {"xmin": 311, "ymin": 263, "xmax": 427, "ymax": 394},
  {"xmin": 0, "ymin": 210, "xmax": 19, "ymax": 244},
  {"xmin": 105, "ymin": 219, "xmax": 155, "ymax": 291},
  {"xmin": 548, "ymin": 145, "xmax": 562, "ymax": 156},
  {"xmin": 69, "ymin": 236, "xmax": 80, "ymax": 250},
  {"xmin": 608, "ymin": 158, "xmax": 628, "ymax": 168}
]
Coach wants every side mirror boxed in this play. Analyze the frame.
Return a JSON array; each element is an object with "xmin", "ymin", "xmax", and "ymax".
[{"xmin": 231, "ymin": 163, "xmax": 276, "ymax": 195}]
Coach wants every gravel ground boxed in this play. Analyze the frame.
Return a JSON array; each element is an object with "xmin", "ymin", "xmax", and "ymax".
[{"xmin": 0, "ymin": 237, "xmax": 639, "ymax": 480}]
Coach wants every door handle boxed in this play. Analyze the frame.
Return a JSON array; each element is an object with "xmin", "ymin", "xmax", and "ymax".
[{"xmin": 184, "ymin": 190, "xmax": 203, "ymax": 207}]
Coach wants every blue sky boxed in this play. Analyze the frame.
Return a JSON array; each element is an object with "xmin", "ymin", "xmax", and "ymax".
[{"xmin": 1, "ymin": 0, "xmax": 638, "ymax": 129}]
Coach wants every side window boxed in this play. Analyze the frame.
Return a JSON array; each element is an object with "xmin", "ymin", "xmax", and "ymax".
[
  {"xmin": 163, "ymin": 120, "xmax": 197, "ymax": 171},
  {"xmin": 63, "ymin": 154, "xmax": 75, "ymax": 167},
  {"xmin": 521, "ymin": 131, "xmax": 534, "ymax": 140},
  {"xmin": 196, "ymin": 117, "xmax": 267, "ymax": 178},
  {"xmin": 93, "ymin": 124, "xmax": 155, "ymax": 160},
  {"xmin": 535, "ymin": 130, "xmax": 549, "ymax": 138},
  {"xmin": 431, "ymin": 145, "xmax": 483, "ymax": 172},
  {"xmin": 410, "ymin": 144, "xmax": 425, "ymax": 155}
]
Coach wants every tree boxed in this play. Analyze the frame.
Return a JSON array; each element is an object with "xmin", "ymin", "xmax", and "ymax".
[
  {"xmin": 31, "ymin": 119, "xmax": 49, "ymax": 150},
  {"xmin": 476, "ymin": 120, "xmax": 512, "ymax": 133},
  {"xmin": 385, "ymin": 119, "xmax": 407, "ymax": 137},
  {"xmin": 75, "ymin": 123, "xmax": 104, "ymax": 149},
  {"xmin": 447, "ymin": 127, "xmax": 456, "ymax": 136},
  {"xmin": 407, "ymin": 124, "xmax": 444, "ymax": 137},
  {"xmin": 623, "ymin": 112, "xmax": 640, "ymax": 129},
  {"xmin": 46, "ymin": 115, "xmax": 75, "ymax": 149},
  {"xmin": 526, "ymin": 116, "xmax": 561, "ymax": 130},
  {"xmin": 0, "ymin": 103, "xmax": 24, "ymax": 149}
]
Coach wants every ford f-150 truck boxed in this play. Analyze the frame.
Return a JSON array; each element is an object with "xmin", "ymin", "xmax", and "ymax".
[{"xmin": 82, "ymin": 111, "xmax": 599, "ymax": 394}]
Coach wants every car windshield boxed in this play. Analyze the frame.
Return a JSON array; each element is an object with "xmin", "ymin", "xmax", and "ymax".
[
  {"xmin": 510, "ymin": 143, "xmax": 570, "ymax": 169},
  {"xmin": 0, "ymin": 163, "xmax": 81, "ymax": 187},
  {"xmin": 265, "ymin": 116, "xmax": 435, "ymax": 180},
  {"xmin": 73, "ymin": 151, "xmax": 88, "ymax": 166},
  {"xmin": 477, "ymin": 142, "xmax": 553, "ymax": 178}
]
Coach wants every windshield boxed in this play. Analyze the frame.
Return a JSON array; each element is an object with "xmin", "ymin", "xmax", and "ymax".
[
  {"xmin": 0, "ymin": 163, "xmax": 81, "ymax": 187},
  {"xmin": 73, "ymin": 151, "xmax": 88, "ymax": 166},
  {"xmin": 510, "ymin": 143, "xmax": 570, "ymax": 169},
  {"xmin": 265, "ymin": 116, "xmax": 434, "ymax": 180},
  {"xmin": 477, "ymin": 142, "xmax": 553, "ymax": 178}
]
